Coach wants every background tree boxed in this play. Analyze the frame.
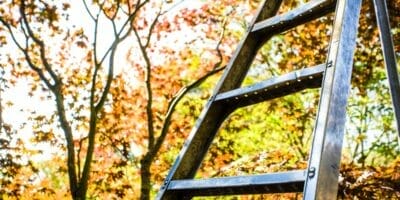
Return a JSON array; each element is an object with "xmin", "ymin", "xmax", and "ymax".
[
  {"xmin": 0, "ymin": 0, "xmax": 235, "ymax": 199},
  {"xmin": 0, "ymin": 0, "xmax": 158, "ymax": 199}
]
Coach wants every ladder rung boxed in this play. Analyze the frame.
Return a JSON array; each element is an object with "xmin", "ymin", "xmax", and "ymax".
[
  {"xmin": 214, "ymin": 64, "xmax": 325, "ymax": 108},
  {"xmin": 167, "ymin": 170, "xmax": 306, "ymax": 197},
  {"xmin": 252, "ymin": 0, "xmax": 335, "ymax": 35}
]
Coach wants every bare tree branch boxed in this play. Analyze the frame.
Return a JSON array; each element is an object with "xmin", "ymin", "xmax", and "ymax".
[
  {"xmin": 95, "ymin": 42, "xmax": 117, "ymax": 112},
  {"xmin": 82, "ymin": 0, "xmax": 96, "ymax": 21},
  {"xmin": 20, "ymin": 1, "xmax": 60, "ymax": 86},
  {"xmin": 151, "ymin": 65, "xmax": 226, "ymax": 157},
  {"xmin": 213, "ymin": 17, "xmax": 228, "ymax": 69},
  {"xmin": 151, "ymin": 15, "xmax": 229, "ymax": 156},
  {"xmin": 10, "ymin": 1, "xmax": 80, "ymax": 195},
  {"xmin": 0, "ymin": 18, "xmax": 24, "ymax": 51},
  {"xmin": 131, "ymin": 3, "xmax": 164, "ymax": 150},
  {"xmin": 80, "ymin": 1, "xmax": 150, "ymax": 196},
  {"xmin": 133, "ymin": 26, "xmax": 155, "ymax": 149},
  {"xmin": 97, "ymin": 2, "xmax": 143, "ymax": 67},
  {"xmin": 0, "ymin": 17, "xmax": 55, "ymax": 91},
  {"xmin": 161, "ymin": 0, "xmax": 186, "ymax": 15},
  {"xmin": 144, "ymin": 3, "xmax": 163, "ymax": 48}
]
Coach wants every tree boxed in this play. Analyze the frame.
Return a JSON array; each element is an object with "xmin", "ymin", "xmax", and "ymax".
[
  {"xmin": 0, "ymin": 0, "xmax": 235, "ymax": 199},
  {"xmin": 0, "ymin": 0, "xmax": 157, "ymax": 199},
  {"xmin": 0, "ymin": 0, "xmax": 399, "ymax": 199}
]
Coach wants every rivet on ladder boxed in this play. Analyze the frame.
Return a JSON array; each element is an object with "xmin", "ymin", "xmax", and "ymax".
[
  {"xmin": 309, "ymin": 76, "xmax": 314, "ymax": 79},
  {"xmin": 295, "ymin": 71, "xmax": 300, "ymax": 82},
  {"xmin": 161, "ymin": 180, "xmax": 168, "ymax": 189},
  {"xmin": 308, "ymin": 167, "xmax": 316, "ymax": 178},
  {"xmin": 327, "ymin": 60, "xmax": 333, "ymax": 68}
]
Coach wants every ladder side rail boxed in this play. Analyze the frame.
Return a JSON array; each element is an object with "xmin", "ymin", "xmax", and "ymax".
[
  {"xmin": 373, "ymin": 0, "xmax": 400, "ymax": 138},
  {"xmin": 155, "ymin": 1, "xmax": 283, "ymax": 199},
  {"xmin": 303, "ymin": 0, "xmax": 362, "ymax": 199}
]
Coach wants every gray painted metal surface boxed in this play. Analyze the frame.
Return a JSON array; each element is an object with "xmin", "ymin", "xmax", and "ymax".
[
  {"xmin": 252, "ymin": 0, "xmax": 335, "ymax": 36},
  {"xmin": 303, "ymin": 0, "xmax": 362, "ymax": 199},
  {"xmin": 373, "ymin": 0, "xmax": 400, "ymax": 138},
  {"xmin": 215, "ymin": 64, "xmax": 325, "ymax": 108},
  {"xmin": 168, "ymin": 170, "xmax": 306, "ymax": 197}
]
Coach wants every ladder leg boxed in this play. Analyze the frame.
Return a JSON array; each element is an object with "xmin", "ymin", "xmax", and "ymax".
[
  {"xmin": 373, "ymin": 0, "xmax": 400, "ymax": 139},
  {"xmin": 303, "ymin": 0, "xmax": 362, "ymax": 199}
]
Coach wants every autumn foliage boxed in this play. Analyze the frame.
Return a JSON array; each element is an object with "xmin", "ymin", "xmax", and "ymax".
[{"xmin": 0, "ymin": 0, "xmax": 399, "ymax": 199}]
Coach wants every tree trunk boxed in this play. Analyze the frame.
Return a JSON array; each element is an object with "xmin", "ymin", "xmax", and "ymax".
[
  {"xmin": 70, "ymin": 184, "xmax": 86, "ymax": 200},
  {"xmin": 72, "ymin": 191, "xmax": 84, "ymax": 200},
  {"xmin": 140, "ymin": 159, "xmax": 152, "ymax": 200}
]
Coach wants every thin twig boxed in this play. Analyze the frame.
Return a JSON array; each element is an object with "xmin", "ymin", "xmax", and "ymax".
[
  {"xmin": 151, "ymin": 16, "xmax": 229, "ymax": 159},
  {"xmin": 20, "ymin": 1, "xmax": 59, "ymax": 85},
  {"xmin": 133, "ymin": 26, "xmax": 155, "ymax": 149},
  {"xmin": 82, "ymin": 0, "xmax": 96, "ymax": 21},
  {"xmin": 152, "ymin": 65, "xmax": 226, "ymax": 157},
  {"xmin": 144, "ymin": 2, "xmax": 163, "ymax": 48},
  {"xmin": 161, "ymin": 0, "xmax": 186, "ymax": 15}
]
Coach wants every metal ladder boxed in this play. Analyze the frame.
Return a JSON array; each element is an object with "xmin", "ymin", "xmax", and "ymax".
[{"xmin": 156, "ymin": 0, "xmax": 400, "ymax": 199}]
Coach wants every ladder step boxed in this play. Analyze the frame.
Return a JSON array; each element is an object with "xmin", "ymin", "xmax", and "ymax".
[
  {"xmin": 252, "ymin": 0, "xmax": 335, "ymax": 35},
  {"xmin": 214, "ymin": 64, "xmax": 325, "ymax": 108},
  {"xmin": 167, "ymin": 170, "xmax": 306, "ymax": 197}
]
